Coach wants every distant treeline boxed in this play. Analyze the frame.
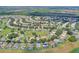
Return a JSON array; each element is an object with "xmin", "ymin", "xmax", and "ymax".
[{"xmin": 0, "ymin": 12, "xmax": 30, "ymax": 15}]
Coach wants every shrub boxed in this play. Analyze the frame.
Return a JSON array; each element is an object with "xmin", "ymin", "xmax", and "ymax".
[
  {"xmin": 55, "ymin": 29, "xmax": 62, "ymax": 36},
  {"xmin": 7, "ymin": 33, "xmax": 18, "ymax": 39},
  {"xmin": 50, "ymin": 35, "xmax": 57, "ymax": 41},
  {"xmin": 68, "ymin": 36, "xmax": 77, "ymax": 42},
  {"xmin": 30, "ymin": 39, "xmax": 37, "ymax": 43},
  {"xmin": 40, "ymin": 38, "xmax": 46, "ymax": 43}
]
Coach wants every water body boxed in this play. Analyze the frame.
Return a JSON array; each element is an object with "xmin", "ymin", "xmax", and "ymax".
[{"xmin": 29, "ymin": 12, "xmax": 79, "ymax": 18}]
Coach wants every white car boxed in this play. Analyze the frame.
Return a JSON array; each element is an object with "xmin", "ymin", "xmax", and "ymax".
[
  {"xmin": 36, "ymin": 42, "xmax": 41, "ymax": 48},
  {"xmin": 43, "ymin": 42, "xmax": 48, "ymax": 48}
]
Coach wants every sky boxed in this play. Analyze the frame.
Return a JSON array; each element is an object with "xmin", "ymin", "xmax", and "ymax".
[{"xmin": 0, "ymin": 0, "xmax": 79, "ymax": 6}]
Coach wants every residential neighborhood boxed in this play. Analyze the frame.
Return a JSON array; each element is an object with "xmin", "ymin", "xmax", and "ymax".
[{"xmin": 0, "ymin": 6, "xmax": 79, "ymax": 52}]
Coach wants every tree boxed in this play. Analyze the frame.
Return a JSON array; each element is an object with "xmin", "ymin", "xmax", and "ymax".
[
  {"xmin": 75, "ymin": 22, "xmax": 79, "ymax": 31},
  {"xmin": 66, "ymin": 28, "xmax": 72, "ymax": 35},
  {"xmin": 55, "ymin": 29, "xmax": 62, "ymax": 36},
  {"xmin": 6, "ymin": 40, "xmax": 11, "ymax": 43},
  {"xmin": 7, "ymin": 33, "xmax": 18, "ymax": 39},
  {"xmin": 32, "ymin": 32, "xmax": 37, "ymax": 38},
  {"xmin": 30, "ymin": 38, "xmax": 37, "ymax": 43},
  {"xmin": 68, "ymin": 35, "xmax": 77, "ymax": 42},
  {"xmin": 11, "ymin": 28, "xmax": 15, "ymax": 32},
  {"xmin": 20, "ymin": 31, "xmax": 24, "ymax": 34},
  {"xmin": 48, "ymin": 35, "xmax": 57, "ymax": 41},
  {"xmin": 52, "ymin": 35, "xmax": 57, "ymax": 40},
  {"xmin": 40, "ymin": 38, "xmax": 47, "ymax": 43}
]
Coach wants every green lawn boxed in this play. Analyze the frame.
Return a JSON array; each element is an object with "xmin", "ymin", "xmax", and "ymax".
[
  {"xmin": 25, "ymin": 30, "xmax": 48, "ymax": 37},
  {"xmin": 70, "ymin": 48, "xmax": 79, "ymax": 53}
]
